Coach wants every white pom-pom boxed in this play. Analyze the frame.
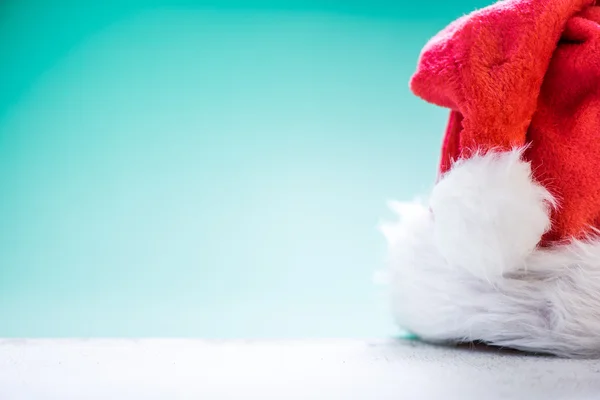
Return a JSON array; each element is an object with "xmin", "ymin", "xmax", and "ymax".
[{"xmin": 428, "ymin": 149, "xmax": 555, "ymax": 280}]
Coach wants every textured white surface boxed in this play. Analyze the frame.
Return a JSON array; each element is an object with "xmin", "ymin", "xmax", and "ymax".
[{"xmin": 1, "ymin": 339, "xmax": 599, "ymax": 399}]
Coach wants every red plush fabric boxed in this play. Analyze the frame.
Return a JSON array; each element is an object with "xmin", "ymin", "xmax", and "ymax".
[{"xmin": 411, "ymin": 0, "xmax": 600, "ymax": 243}]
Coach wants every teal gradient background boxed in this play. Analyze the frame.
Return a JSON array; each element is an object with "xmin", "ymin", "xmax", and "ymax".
[{"xmin": 0, "ymin": 0, "xmax": 488, "ymax": 337}]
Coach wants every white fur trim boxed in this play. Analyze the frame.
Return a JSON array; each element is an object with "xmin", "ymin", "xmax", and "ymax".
[{"xmin": 381, "ymin": 150, "xmax": 600, "ymax": 358}]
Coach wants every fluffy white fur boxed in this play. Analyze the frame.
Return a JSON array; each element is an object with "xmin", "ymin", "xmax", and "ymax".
[{"xmin": 381, "ymin": 150, "xmax": 600, "ymax": 358}]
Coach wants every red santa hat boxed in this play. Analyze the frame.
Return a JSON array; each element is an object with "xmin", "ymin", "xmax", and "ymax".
[{"xmin": 382, "ymin": 0, "xmax": 600, "ymax": 358}]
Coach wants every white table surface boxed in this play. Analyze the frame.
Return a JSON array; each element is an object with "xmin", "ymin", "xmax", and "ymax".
[{"xmin": 1, "ymin": 338, "xmax": 599, "ymax": 399}]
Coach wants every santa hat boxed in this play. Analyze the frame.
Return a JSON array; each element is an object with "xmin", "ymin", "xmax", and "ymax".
[{"xmin": 382, "ymin": 0, "xmax": 600, "ymax": 358}]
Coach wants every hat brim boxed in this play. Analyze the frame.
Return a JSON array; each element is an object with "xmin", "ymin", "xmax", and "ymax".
[{"xmin": 380, "ymin": 149, "xmax": 600, "ymax": 358}]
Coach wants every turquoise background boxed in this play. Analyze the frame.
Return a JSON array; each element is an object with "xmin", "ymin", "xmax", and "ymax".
[{"xmin": 0, "ymin": 0, "xmax": 487, "ymax": 337}]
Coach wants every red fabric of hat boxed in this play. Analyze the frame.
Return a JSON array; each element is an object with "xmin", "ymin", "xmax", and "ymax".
[{"xmin": 410, "ymin": 0, "xmax": 600, "ymax": 243}]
